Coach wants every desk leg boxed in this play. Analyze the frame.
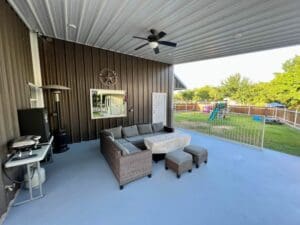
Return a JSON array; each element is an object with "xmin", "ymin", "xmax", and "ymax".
[
  {"xmin": 37, "ymin": 161, "xmax": 43, "ymax": 196},
  {"xmin": 27, "ymin": 164, "xmax": 33, "ymax": 200}
]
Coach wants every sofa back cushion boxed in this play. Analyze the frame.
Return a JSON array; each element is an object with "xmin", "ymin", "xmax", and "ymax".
[
  {"xmin": 137, "ymin": 124, "xmax": 153, "ymax": 135},
  {"xmin": 101, "ymin": 130, "xmax": 114, "ymax": 139},
  {"xmin": 104, "ymin": 126, "xmax": 122, "ymax": 139},
  {"xmin": 122, "ymin": 125, "xmax": 139, "ymax": 138},
  {"xmin": 152, "ymin": 122, "xmax": 164, "ymax": 133}
]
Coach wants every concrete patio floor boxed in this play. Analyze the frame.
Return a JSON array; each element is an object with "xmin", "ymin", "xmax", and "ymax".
[{"xmin": 3, "ymin": 129, "xmax": 300, "ymax": 225}]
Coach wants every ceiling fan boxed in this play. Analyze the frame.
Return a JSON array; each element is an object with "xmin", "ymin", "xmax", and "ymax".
[{"xmin": 133, "ymin": 29, "xmax": 177, "ymax": 54}]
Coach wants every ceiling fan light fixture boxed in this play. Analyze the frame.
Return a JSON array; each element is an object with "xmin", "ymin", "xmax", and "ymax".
[{"xmin": 149, "ymin": 41, "xmax": 158, "ymax": 49}]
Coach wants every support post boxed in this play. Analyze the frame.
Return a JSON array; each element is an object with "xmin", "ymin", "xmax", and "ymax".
[
  {"xmin": 283, "ymin": 108, "xmax": 287, "ymax": 122},
  {"xmin": 248, "ymin": 106, "xmax": 251, "ymax": 115}
]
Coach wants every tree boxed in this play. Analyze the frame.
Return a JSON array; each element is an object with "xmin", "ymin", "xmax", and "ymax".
[
  {"xmin": 192, "ymin": 86, "xmax": 222, "ymax": 101},
  {"xmin": 173, "ymin": 56, "xmax": 300, "ymax": 109},
  {"xmin": 193, "ymin": 86, "xmax": 211, "ymax": 101},
  {"xmin": 220, "ymin": 73, "xmax": 253, "ymax": 103},
  {"xmin": 180, "ymin": 89, "xmax": 194, "ymax": 101},
  {"xmin": 248, "ymin": 82, "xmax": 270, "ymax": 106},
  {"xmin": 220, "ymin": 73, "xmax": 242, "ymax": 98},
  {"xmin": 267, "ymin": 56, "xmax": 300, "ymax": 109}
]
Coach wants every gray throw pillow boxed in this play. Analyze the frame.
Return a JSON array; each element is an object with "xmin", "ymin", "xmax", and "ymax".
[
  {"xmin": 137, "ymin": 124, "xmax": 153, "ymax": 134},
  {"xmin": 107, "ymin": 136, "xmax": 114, "ymax": 141},
  {"xmin": 101, "ymin": 130, "xmax": 113, "ymax": 138},
  {"xmin": 122, "ymin": 125, "xmax": 139, "ymax": 138},
  {"xmin": 152, "ymin": 122, "xmax": 164, "ymax": 132},
  {"xmin": 104, "ymin": 126, "xmax": 122, "ymax": 139}
]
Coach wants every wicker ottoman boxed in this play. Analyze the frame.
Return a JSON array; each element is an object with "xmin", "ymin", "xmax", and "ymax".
[
  {"xmin": 165, "ymin": 150, "xmax": 193, "ymax": 178},
  {"xmin": 184, "ymin": 145, "xmax": 208, "ymax": 168}
]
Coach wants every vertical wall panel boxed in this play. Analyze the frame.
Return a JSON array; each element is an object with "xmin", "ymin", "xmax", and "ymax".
[
  {"xmin": 120, "ymin": 54, "xmax": 127, "ymax": 126},
  {"xmin": 132, "ymin": 57, "xmax": 139, "ymax": 125},
  {"xmin": 83, "ymin": 45, "xmax": 94, "ymax": 139},
  {"xmin": 137, "ymin": 58, "xmax": 144, "ymax": 124},
  {"xmin": 0, "ymin": 0, "xmax": 34, "ymax": 217},
  {"xmin": 147, "ymin": 61, "xmax": 153, "ymax": 123},
  {"xmin": 114, "ymin": 52, "xmax": 122, "ymax": 127},
  {"xmin": 126, "ymin": 56, "xmax": 134, "ymax": 126},
  {"xmin": 143, "ymin": 59, "xmax": 148, "ymax": 123},
  {"xmin": 99, "ymin": 49, "xmax": 109, "ymax": 129},
  {"xmin": 91, "ymin": 48, "xmax": 101, "ymax": 136},
  {"xmin": 39, "ymin": 38, "xmax": 174, "ymax": 143}
]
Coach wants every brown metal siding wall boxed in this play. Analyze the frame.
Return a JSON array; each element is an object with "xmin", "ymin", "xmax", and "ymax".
[
  {"xmin": 39, "ymin": 38, "xmax": 174, "ymax": 143},
  {"xmin": 0, "ymin": 0, "xmax": 34, "ymax": 217}
]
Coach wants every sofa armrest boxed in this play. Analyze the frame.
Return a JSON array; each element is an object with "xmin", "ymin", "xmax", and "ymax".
[
  {"xmin": 119, "ymin": 150, "xmax": 152, "ymax": 184},
  {"xmin": 120, "ymin": 150, "xmax": 152, "ymax": 169},
  {"xmin": 164, "ymin": 126, "xmax": 174, "ymax": 132}
]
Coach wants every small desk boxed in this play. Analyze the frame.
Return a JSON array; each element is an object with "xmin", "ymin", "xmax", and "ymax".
[{"xmin": 5, "ymin": 136, "xmax": 53, "ymax": 206}]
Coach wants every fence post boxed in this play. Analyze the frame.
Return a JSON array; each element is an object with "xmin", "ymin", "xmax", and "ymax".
[
  {"xmin": 261, "ymin": 116, "xmax": 265, "ymax": 149},
  {"xmin": 185, "ymin": 102, "xmax": 187, "ymax": 112},
  {"xmin": 283, "ymin": 108, "xmax": 287, "ymax": 122},
  {"xmin": 275, "ymin": 107, "xmax": 277, "ymax": 118},
  {"xmin": 294, "ymin": 110, "xmax": 298, "ymax": 127},
  {"xmin": 248, "ymin": 106, "xmax": 251, "ymax": 115}
]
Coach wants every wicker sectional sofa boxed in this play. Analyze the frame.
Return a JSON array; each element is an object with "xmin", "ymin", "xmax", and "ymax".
[{"xmin": 100, "ymin": 122, "xmax": 173, "ymax": 189}]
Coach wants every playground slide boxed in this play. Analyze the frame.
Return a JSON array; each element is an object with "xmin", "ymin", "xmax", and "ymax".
[{"xmin": 209, "ymin": 108, "xmax": 219, "ymax": 121}]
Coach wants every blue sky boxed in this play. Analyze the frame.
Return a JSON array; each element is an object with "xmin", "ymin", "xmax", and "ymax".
[{"xmin": 174, "ymin": 45, "xmax": 300, "ymax": 89}]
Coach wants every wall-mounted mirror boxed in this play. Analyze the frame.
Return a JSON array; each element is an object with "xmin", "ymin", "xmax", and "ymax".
[{"xmin": 90, "ymin": 89, "xmax": 127, "ymax": 119}]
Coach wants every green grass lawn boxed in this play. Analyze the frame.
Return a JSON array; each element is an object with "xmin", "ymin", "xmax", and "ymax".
[{"xmin": 175, "ymin": 111, "xmax": 300, "ymax": 157}]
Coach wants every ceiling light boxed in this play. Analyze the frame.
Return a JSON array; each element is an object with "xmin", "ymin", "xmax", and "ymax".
[{"xmin": 149, "ymin": 41, "xmax": 158, "ymax": 49}]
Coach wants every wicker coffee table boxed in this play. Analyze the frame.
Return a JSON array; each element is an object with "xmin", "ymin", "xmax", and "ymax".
[{"xmin": 144, "ymin": 132, "xmax": 191, "ymax": 162}]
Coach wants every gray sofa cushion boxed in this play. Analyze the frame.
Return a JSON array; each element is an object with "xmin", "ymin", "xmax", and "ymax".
[
  {"xmin": 184, "ymin": 145, "xmax": 208, "ymax": 156},
  {"xmin": 125, "ymin": 136, "xmax": 145, "ymax": 147},
  {"xmin": 137, "ymin": 124, "xmax": 153, "ymax": 135},
  {"xmin": 166, "ymin": 150, "xmax": 192, "ymax": 164},
  {"xmin": 140, "ymin": 133, "xmax": 156, "ymax": 139},
  {"xmin": 104, "ymin": 126, "xmax": 122, "ymax": 139},
  {"xmin": 122, "ymin": 125, "xmax": 139, "ymax": 138},
  {"xmin": 152, "ymin": 122, "xmax": 164, "ymax": 133},
  {"xmin": 114, "ymin": 140, "xmax": 129, "ymax": 156},
  {"xmin": 122, "ymin": 143, "xmax": 141, "ymax": 154},
  {"xmin": 115, "ymin": 138, "xmax": 129, "ymax": 145}
]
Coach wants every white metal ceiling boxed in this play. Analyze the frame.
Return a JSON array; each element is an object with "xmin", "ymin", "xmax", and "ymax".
[{"xmin": 8, "ymin": 0, "xmax": 300, "ymax": 64}]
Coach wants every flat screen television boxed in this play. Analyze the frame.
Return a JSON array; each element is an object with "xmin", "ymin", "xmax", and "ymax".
[{"xmin": 90, "ymin": 89, "xmax": 127, "ymax": 119}]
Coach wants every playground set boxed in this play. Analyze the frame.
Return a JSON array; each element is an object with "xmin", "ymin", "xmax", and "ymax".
[{"xmin": 209, "ymin": 102, "xmax": 228, "ymax": 121}]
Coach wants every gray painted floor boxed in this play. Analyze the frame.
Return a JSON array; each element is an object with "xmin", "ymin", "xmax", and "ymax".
[{"xmin": 3, "ymin": 129, "xmax": 300, "ymax": 225}]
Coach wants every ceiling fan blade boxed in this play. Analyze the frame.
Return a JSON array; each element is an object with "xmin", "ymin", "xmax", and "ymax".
[
  {"xmin": 158, "ymin": 41, "xmax": 177, "ymax": 47},
  {"xmin": 157, "ymin": 31, "xmax": 167, "ymax": 39},
  {"xmin": 133, "ymin": 36, "xmax": 148, "ymax": 41},
  {"xmin": 154, "ymin": 47, "xmax": 160, "ymax": 54},
  {"xmin": 150, "ymin": 29, "xmax": 156, "ymax": 35},
  {"xmin": 134, "ymin": 43, "xmax": 148, "ymax": 50}
]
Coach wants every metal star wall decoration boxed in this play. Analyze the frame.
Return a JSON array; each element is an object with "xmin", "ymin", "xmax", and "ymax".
[{"xmin": 99, "ymin": 68, "xmax": 118, "ymax": 87}]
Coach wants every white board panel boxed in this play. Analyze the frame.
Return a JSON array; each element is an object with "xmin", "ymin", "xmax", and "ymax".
[{"xmin": 152, "ymin": 92, "xmax": 167, "ymax": 125}]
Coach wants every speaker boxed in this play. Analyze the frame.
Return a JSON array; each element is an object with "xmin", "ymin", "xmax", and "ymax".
[{"xmin": 17, "ymin": 108, "xmax": 51, "ymax": 143}]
